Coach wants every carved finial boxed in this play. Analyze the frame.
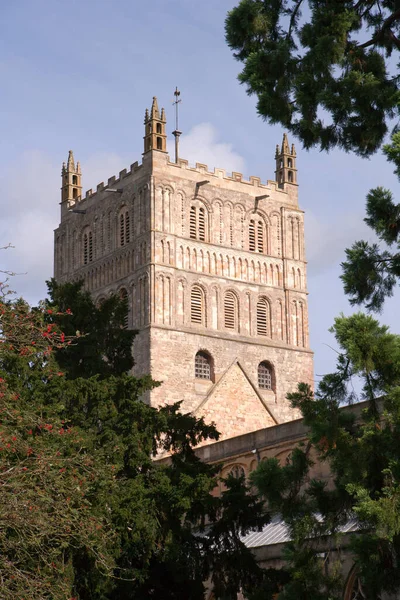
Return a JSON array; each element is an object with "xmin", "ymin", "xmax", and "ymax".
[
  {"xmin": 144, "ymin": 108, "xmax": 149, "ymax": 124},
  {"xmin": 67, "ymin": 150, "xmax": 75, "ymax": 169},
  {"xmin": 281, "ymin": 133, "xmax": 290, "ymax": 154},
  {"xmin": 76, "ymin": 161, "xmax": 81, "ymax": 175},
  {"xmin": 291, "ymin": 143, "xmax": 296, "ymax": 157},
  {"xmin": 275, "ymin": 144, "xmax": 280, "ymax": 159},
  {"xmin": 62, "ymin": 161, "xmax": 66, "ymax": 174},
  {"xmin": 161, "ymin": 107, "xmax": 166, "ymax": 121},
  {"xmin": 151, "ymin": 96, "xmax": 159, "ymax": 119}
]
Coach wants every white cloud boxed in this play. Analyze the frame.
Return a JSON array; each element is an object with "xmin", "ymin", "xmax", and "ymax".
[{"xmin": 168, "ymin": 123, "xmax": 246, "ymax": 175}]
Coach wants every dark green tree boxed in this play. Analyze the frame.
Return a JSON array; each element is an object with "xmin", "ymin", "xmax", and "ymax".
[
  {"xmin": 40, "ymin": 280, "xmax": 268, "ymax": 599},
  {"xmin": 246, "ymin": 312, "xmax": 400, "ymax": 599},
  {"xmin": 44, "ymin": 278, "xmax": 134, "ymax": 379},
  {"xmin": 225, "ymin": 0, "xmax": 400, "ymax": 156},
  {"xmin": 342, "ymin": 132, "xmax": 400, "ymax": 310}
]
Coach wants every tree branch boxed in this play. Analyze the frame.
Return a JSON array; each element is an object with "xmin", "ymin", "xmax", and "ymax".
[
  {"xmin": 357, "ymin": 8, "xmax": 400, "ymax": 49},
  {"xmin": 287, "ymin": 0, "xmax": 305, "ymax": 40}
]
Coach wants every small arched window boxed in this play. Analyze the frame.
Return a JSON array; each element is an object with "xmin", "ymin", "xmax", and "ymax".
[
  {"xmin": 72, "ymin": 175, "xmax": 78, "ymax": 185},
  {"xmin": 83, "ymin": 230, "xmax": 93, "ymax": 265},
  {"xmin": 119, "ymin": 210, "xmax": 130, "ymax": 246},
  {"xmin": 287, "ymin": 158, "xmax": 292, "ymax": 168},
  {"xmin": 258, "ymin": 361, "xmax": 273, "ymax": 390},
  {"xmin": 249, "ymin": 220, "xmax": 255, "ymax": 251},
  {"xmin": 156, "ymin": 123, "xmax": 162, "ymax": 134},
  {"xmin": 288, "ymin": 171, "xmax": 294, "ymax": 182},
  {"xmin": 191, "ymin": 285, "xmax": 205, "ymax": 326},
  {"xmin": 157, "ymin": 137, "xmax": 162, "ymax": 150},
  {"xmin": 224, "ymin": 291, "xmax": 238, "ymax": 331},
  {"xmin": 73, "ymin": 188, "xmax": 78, "ymax": 199},
  {"xmin": 189, "ymin": 205, "xmax": 207, "ymax": 241},
  {"xmin": 256, "ymin": 298, "xmax": 270, "ymax": 337},
  {"xmin": 229, "ymin": 465, "xmax": 245, "ymax": 479},
  {"xmin": 249, "ymin": 218, "xmax": 265, "ymax": 253},
  {"xmin": 195, "ymin": 351, "xmax": 212, "ymax": 380}
]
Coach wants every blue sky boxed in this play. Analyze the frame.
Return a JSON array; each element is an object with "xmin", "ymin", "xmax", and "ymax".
[{"xmin": 1, "ymin": 0, "xmax": 399, "ymax": 388}]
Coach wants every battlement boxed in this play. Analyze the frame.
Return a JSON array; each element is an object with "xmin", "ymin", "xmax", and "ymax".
[
  {"xmin": 80, "ymin": 161, "xmax": 143, "ymax": 201},
  {"xmin": 166, "ymin": 156, "xmax": 283, "ymax": 194},
  {"xmin": 75, "ymin": 154, "xmax": 286, "ymax": 207}
]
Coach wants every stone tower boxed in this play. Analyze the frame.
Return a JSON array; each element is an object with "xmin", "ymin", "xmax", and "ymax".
[{"xmin": 54, "ymin": 97, "xmax": 313, "ymax": 442}]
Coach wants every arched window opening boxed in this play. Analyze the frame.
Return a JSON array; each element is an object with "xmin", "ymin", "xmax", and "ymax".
[
  {"xmin": 189, "ymin": 205, "xmax": 207, "ymax": 241},
  {"xmin": 198, "ymin": 207, "xmax": 205, "ymax": 241},
  {"xmin": 119, "ymin": 288, "xmax": 129, "ymax": 329},
  {"xmin": 258, "ymin": 361, "xmax": 273, "ymax": 389},
  {"xmin": 88, "ymin": 232, "xmax": 93, "ymax": 263},
  {"xmin": 279, "ymin": 159, "xmax": 283, "ymax": 168},
  {"xmin": 72, "ymin": 175, "xmax": 78, "ymax": 185},
  {"xmin": 73, "ymin": 188, "xmax": 78, "ymax": 199},
  {"xmin": 190, "ymin": 206, "xmax": 196, "ymax": 239},
  {"xmin": 229, "ymin": 465, "xmax": 245, "ymax": 479},
  {"xmin": 83, "ymin": 233, "xmax": 88, "ymax": 265},
  {"xmin": 256, "ymin": 298, "xmax": 270, "ymax": 337},
  {"xmin": 287, "ymin": 158, "xmax": 292, "ymax": 168},
  {"xmin": 249, "ymin": 220, "xmax": 256, "ymax": 251},
  {"xmin": 257, "ymin": 221, "xmax": 264, "ymax": 252},
  {"xmin": 120, "ymin": 213, "xmax": 125, "ymax": 246},
  {"xmin": 224, "ymin": 291, "xmax": 238, "ymax": 331},
  {"xmin": 249, "ymin": 218, "xmax": 265, "ymax": 253},
  {"xmin": 125, "ymin": 211, "xmax": 130, "ymax": 244},
  {"xmin": 191, "ymin": 285, "xmax": 205, "ymax": 326},
  {"xmin": 344, "ymin": 568, "xmax": 378, "ymax": 600},
  {"xmin": 156, "ymin": 136, "xmax": 162, "ymax": 150},
  {"xmin": 156, "ymin": 123, "xmax": 162, "ymax": 134},
  {"xmin": 288, "ymin": 170, "xmax": 294, "ymax": 182},
  {"xmin": 195, "ymin": 351, "xmax": 212, "ymax": 380}
]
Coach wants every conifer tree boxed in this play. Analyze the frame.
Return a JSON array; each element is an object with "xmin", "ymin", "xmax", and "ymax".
[
  {"xmin": 40, "ymin": 280, "xmax": 268, "ymax": 599},
  {"xmin": 342, "ymin": 132, "xmax": 400, "ymax": 310},
  {"xmin": 225, "ymin": 0, "xmax": 400, "ymax": 156}
]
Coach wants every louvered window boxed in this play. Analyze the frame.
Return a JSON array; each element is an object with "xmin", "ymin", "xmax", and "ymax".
[
  {"xmin": 195, "ymin": 351, "xmax": 212, "ymax": 379},
  {"xmin": 224, "ymin": 291, "xmax": 237, "ymax": 330},
  {"xmin": 249, "ymin": 220, "xmax": 255, "ymax": 251},
  {"xmin": 258, "ymin": 362, "xmax": 273, "ymax": 390},
  {"xmin": 198, "ymin": 207, "xmax": 205, "ymax": 241},
  {"xmin": 256, "ymin": 299, "xmax": 269, "ymax": 336},
  {"xmin": 190, "ymin": 207, "xmax": 196, "ymax": 239},
  {"xmin": 257, "ymin": 221, "xmax": 264, "ymax": 252},
  {"xmin": 191, "ymin": 286, "xmax": 204, "ymax": 325},
  {"xmin": 83, "ymin": 233, "xmax": 88, "ymax": 265},
  {"xmin": 88, "ymin": 231, "xmax": 93, "ymax": 262},
  {"xmin": 120, "ymin": 213, "xmax": 125, "ymax": 246},
  {"xmin": 107, "ymin": 213, "xmax": 111, "ymax": 251},
  {"xmin": 125, "ymin": 211, "xmax": 130, "ymax": 244}
]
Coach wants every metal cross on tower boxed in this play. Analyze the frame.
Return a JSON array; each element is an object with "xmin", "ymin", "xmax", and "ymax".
[{"xmin": 172, "ymin": 87, "xmax": 182, "ymax": 164}]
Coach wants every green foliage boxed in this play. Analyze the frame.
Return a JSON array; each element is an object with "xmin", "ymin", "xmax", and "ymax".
[
  {"xmin": 0, "ymin": 280, "xmax": 267, "ymax": 599},
  {"xmin": 342, "ymin": 133, "xmax": 400, "ymax": 310},
  {"xmin": 249, "ymin": 313, "xmax": 400, "ymax": 598},
  {"xmin": 0, "ymin": 297, "xmax": 116, "ymax": 600},
  {"xmin": 44, "ymin": 278, "xmax": 135, "ymax": 379},
  {"xmin": 225, "ymin": 0, "xmax": 400, "ymax": 156}
]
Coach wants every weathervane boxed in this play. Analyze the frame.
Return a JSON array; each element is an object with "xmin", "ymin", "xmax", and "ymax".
[{"xmin": 172, "ymin": 87, "xmax": 182, "ymax": 164}]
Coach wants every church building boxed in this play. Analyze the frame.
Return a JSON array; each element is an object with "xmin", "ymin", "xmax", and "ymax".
[{"xmin": 54, "ymin": 96, "xmax": 313, "ymax": 443}]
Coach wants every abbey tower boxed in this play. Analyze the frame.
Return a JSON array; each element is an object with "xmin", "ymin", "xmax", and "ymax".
[{"xmin": 54, "ymin": 97, "xmax": 313, "ymax": 442}]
